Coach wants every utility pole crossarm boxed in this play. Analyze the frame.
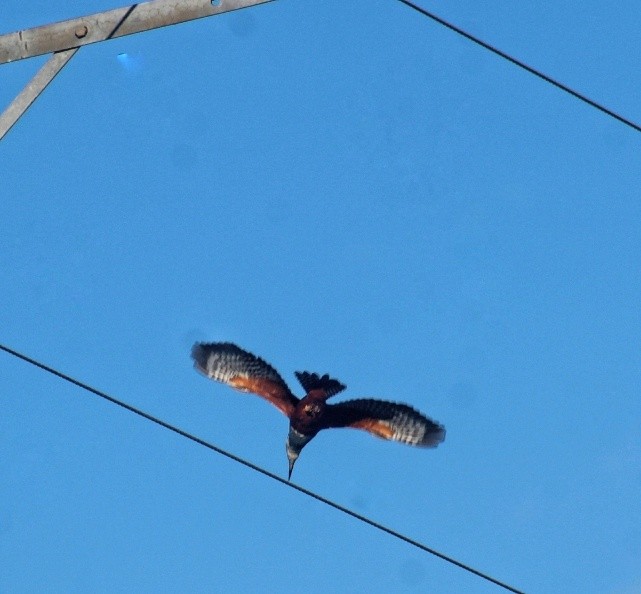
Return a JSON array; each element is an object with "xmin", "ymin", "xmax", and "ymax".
[
  {"xmin": 0, "ymin": 0, "xmax": 273, "ymax": 140},
  {"xmin": 1, "ymin": 48, "xmax": 78, "ymax": 137},
  {"xmin": 0, "ymin": 0, "xmax": 274, "ymax": 64}
]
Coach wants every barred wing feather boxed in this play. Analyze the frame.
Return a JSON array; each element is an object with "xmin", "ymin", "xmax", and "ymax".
[
  {"xmin": 326, "ymin": 398, "xmax": 445, "ymax": 447},
  {"xmin": 192, "ymin": 342, "xmax": 299, "ymax": 417}
]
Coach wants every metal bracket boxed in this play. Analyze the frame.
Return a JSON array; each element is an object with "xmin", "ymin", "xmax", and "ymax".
[{"xmin": 0, "ymin": 0, "xmax": 274, "ymax": 140}]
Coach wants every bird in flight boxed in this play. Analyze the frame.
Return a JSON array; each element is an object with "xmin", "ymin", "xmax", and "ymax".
[{"xmin": 191, "ymin": 342, "xmax": 445, "ymax": 480}]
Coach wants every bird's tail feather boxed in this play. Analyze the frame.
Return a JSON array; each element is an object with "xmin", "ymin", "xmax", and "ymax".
[{"xmin": 295, "ymin": 371, "xmax": 346, "ymax": 398}]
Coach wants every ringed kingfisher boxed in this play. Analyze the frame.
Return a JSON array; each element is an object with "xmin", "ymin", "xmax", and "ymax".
[{"xmin": 191, "ymin": 342, "xmax": 445, "ymax": 479}]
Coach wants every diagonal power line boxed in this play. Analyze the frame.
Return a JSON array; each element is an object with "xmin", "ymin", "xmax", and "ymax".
[
  {"xmin": 398, "ymin": 0, "xmax": 641, "ymax": 134},
  {"xmin": 0, "ymin": 342, "xmax": 525, "ymax": 594}
]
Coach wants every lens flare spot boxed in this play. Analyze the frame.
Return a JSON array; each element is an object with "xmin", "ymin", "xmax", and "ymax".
[{"xmin": 116, "ymin": 52, "xmax": 143, "ymax": 74}]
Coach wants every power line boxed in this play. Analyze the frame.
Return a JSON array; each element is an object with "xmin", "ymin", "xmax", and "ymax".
[
  {"xmin": 397, "ymin": 0, "xmax": 641, "ymax": 135},
  {"xmin": 1, "ymin": 342, "xmax": 524, "ymax": 594}
]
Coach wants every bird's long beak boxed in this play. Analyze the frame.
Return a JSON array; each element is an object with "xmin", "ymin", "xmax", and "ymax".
[{"xmin": 288, "ymin": 458, "xmax": 296, "ymax": 481}]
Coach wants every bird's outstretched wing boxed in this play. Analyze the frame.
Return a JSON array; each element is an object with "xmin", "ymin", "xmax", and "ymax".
[
  {"xmin": 325, "ymin": 399, "xmax": 445, "ymax": 447},
  {"xmin": 192, "ymin": 342, "xmax": 299, "ymax": 417}
]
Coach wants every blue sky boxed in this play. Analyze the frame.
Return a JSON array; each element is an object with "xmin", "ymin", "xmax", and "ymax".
[{"xmin": 2, "ymin": 1, "xmax": 640, "ymax": 592}]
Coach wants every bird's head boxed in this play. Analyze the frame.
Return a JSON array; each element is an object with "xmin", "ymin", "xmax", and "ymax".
[
  {"xmin": 285, "ymin": 427, "xmax": 313, "ymax": 481},
  {"xmin": 286, "ymin": 445, "xmax": 299, "ymax": 480}
]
